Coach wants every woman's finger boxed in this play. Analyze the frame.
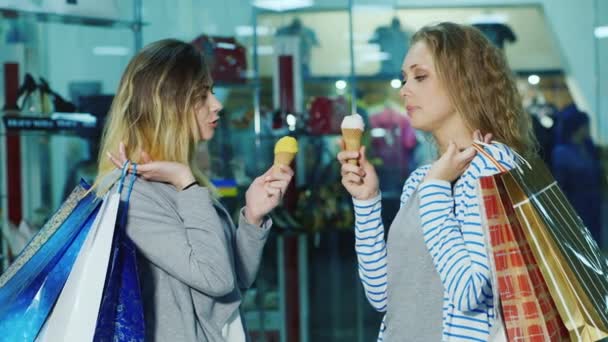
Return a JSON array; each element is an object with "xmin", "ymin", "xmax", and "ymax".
[
  {"xmin": 341, "ymin": 163, "xmax": 363, "ymax": 177},
  {"xmin": 266, "ymin": 172, "xmax": 292, "ymax": 183},
  {"xmin": 474, "ymin": 129, "xmax": 482, "ymax": 142},
  {"xmin": 260, "ymin": 166, "xmax": 275, "ymax": 180},
  {"xmin": 345, "ymin": 172, "xmax": 363, "ymax": 185},
  {"xmin": 107, "ymin": 152, "xmax": 124, "ymax": 169},
  {"xmin": 267, "ymin": 180, "xmax": 289, "ymax": 192},
  {"xmin": 484, "ymin": 133, "xmax": 493, "ymax": 144},
  {"xmin": 108, "ymin": 151, "xmax": 126, "ymax": 164},
  {"xmin": 119, "ymin": 142, "xmax": 127, "ymax": 161},
  {"xmin": 455, "ymin": 147, "xmax": 476, "ymax": 165},
  {"xmin": 141, "ymin": 151, "xmax": 152, "ymax": 164},
  {"xmin": 341, "ymin": 169, "xmax": 365, "ymax": 178},
  {"xmin": 275, "ymin": 165, "xmax": 294, "ymax": 177},
  {"xmin": 338, "ymin": 138, "xmax": 345, "ymax": 151},
  {"xmin": 337, "ymin": 151, "xmax": 359, "ymax": 164},
  {"xmin": 264, "ymin": 184, "xmax": 281, "ymax": 197},
  {"xmin": 136, "ymin": 163, "xmax": 152, "ymax": 172}
]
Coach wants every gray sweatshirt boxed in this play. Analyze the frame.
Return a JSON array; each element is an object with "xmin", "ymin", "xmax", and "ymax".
[{"xmin": 123, "ymin": 178, "xmax": 271, "ymax": 341}]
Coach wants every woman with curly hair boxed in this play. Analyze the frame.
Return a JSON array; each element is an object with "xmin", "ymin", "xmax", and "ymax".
[{"xmin": 338, "ymin": 22, "xmax": 536, "ymax": 341}]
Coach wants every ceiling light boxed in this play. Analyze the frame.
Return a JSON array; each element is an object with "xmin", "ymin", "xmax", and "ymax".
[
  {"xmin": 253, "ymin": 0, "xmax": 313, "ymax": 12},
  {"xmin": 528, "ymin": 74, "xmax": 540, "ymax": 85},
  {"xmin": 595, "ymin": 26, "xmax": 608, "ymax": 39},
  {"xmin": 93, "ymin": 46, "xmax": 130, "ymax": 56}
]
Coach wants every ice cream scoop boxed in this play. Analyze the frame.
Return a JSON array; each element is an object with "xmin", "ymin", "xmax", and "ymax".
[{"xmin": 341, "ymin": 114, "xmax": 364, "ymax": 165}]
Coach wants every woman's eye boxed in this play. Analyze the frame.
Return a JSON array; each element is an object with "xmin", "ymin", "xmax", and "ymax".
[{"xmin": 415, "ymin": 75, "xmax": 427, "ymax": 82}]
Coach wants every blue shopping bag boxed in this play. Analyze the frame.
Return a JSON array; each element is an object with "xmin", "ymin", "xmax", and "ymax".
[
  {"xmin": 94, "ymin": 163, "xmax": 145, "ymax": 341},
  {"xmin": 0, "ymin": 180, "xmax": 101, "ymax": 341}
]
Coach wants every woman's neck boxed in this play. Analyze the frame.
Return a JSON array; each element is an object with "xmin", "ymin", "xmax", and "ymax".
[{"xmin": 433, "ymin": 119, "xmax": 474, "ymax": 154}]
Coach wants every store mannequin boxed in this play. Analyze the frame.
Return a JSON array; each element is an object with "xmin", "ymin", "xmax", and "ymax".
[
  {"xmin": 472, "ymin": 21, "xmax": 516, "ymax": 49},
  {"xmin": 369, "ymin": 17, "xmax": 410, "ymax": 75},
  {"xmin": 276, "ymin": 17, "xmax": 319, "ymax": 77}
]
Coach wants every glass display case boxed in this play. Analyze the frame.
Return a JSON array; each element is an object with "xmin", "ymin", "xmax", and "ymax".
[{"xmin": 0, "ymin": 0, "xmax": 142, "ymax": 270}]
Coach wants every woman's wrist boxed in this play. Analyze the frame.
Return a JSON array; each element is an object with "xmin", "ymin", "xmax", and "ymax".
[
  {"xmin": 180, "ymin": 180, "xmax": 198, "ymax": 191},
  {"xmin": 354, "ymin": 188, "xmax": 380, "ymax": 201},
  {"xmin": 244, "ymin": 206, "xmax": 263, "ymax": 226},
  {"xmin": 175, "ymin": 171, "xmax": 196, "ymax": 191}
]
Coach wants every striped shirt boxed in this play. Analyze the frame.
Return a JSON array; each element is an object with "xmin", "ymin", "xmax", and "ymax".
[{"xmin": 353, "ymin": 143, "xmax": 517, "ymax": 341}]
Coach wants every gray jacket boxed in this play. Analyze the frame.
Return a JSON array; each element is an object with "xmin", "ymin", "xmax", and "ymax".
[{"xmin": 123, "ymin": 178, "xmax": 271, "ymax": 341}]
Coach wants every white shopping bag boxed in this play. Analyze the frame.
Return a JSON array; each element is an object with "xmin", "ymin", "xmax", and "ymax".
[{"xmin": 36, "ymin": 190, "xmax": 120, "ymax": 342}]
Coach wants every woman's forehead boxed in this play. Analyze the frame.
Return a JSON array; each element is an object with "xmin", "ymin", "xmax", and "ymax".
[{"xmin": 402, "ymin": 42, "xmax": 433, "ymax": 72}]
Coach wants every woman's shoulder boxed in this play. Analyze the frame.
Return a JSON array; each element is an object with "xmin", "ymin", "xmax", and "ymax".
[
  {"xmin": 103, "ymin": 173, "xmax": 177, "ymax": 211},
  {"xmin": 467, "ymin": 142, "xmax": 519, "ymax": 179},
  {"xmin": 405, "ymin": 164, "xmax": 432, "ymax": 185}
]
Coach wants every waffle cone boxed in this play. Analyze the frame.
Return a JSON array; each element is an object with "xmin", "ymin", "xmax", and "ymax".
[
  {"xmin": 342, "ymin": 128, "xmax": 362, "ymax": 165},
  {"xmin": 274, "ymin": 152, "xmax": 295, "ymax": 167}
]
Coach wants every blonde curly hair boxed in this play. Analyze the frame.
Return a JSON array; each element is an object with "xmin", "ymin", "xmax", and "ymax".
[{"xmin": 412, "ymin": 22, "xmax": 537, "ymax": 156}]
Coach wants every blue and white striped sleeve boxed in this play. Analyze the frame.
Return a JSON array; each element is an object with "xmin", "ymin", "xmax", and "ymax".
[
  {"xmin": 417, "ymin": 175, "xmax": 492, "ymax": 312},
  {"xmin": 352, "ymin": 193, "xmax": 387, "ymax": 312},
  {"xmin": 400, "ymin": 165, "xmax": 431, "ymax": 207}
]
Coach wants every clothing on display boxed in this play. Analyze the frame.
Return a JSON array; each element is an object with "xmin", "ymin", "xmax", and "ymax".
[
  {"xmin": 276, "ymin": 18, "xmax": 319, "ymax": 77},
  {"xmin": 191, "ymin": 35, "xmax": 248, "ymax": 83},
  {"xmin": 472, "ymin": 23, "xmax": 516, "ymax": 49},
  {"xmin": 9, "ymin": 73, "xmax": 76, "ymax": 115},
  {"xmin": 307, "ymin": 96, "xmax": 348, "ymax": 135},
  {"xmin": 368, "ymin": 104, "xmax": 417, "ymax": 194},
  {"xmin": 369, "ymin": 17, "xmax": 410, "ymax": 75}
]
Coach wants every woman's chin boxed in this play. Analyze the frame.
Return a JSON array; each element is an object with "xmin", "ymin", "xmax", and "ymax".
[{"xmin": 201, "ymin": 130, "xmax": 215, "ymax": 141}]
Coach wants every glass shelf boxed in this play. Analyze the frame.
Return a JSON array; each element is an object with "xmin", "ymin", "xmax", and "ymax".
[
  {"xmin": 0, "ymin": 7, "xmax": 145, "ymax": 29},
  {"xmin": 215, "ymin": 80, "xmax": 260, "ymax": 89},
  {"xmin": 2, "ymin": 113, "xmax": 98, "ymax": 133}
]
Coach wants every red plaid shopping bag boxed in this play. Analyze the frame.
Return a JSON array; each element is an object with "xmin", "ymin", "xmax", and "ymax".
[{"xmin": 480, "ymin": 176, "xmax": 569, "ymax": 341}]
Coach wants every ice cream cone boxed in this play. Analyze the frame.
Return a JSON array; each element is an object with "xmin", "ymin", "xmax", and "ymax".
[
  {"xmin": 273, "ymin": 136, "xmax": 298, "ymax": 174},
  {"xmin": 274, "ymin": 151, "xmax": 296, "ymax": 167},
  {"xmin": 340, "ymin": 114, "xmax": 365, "ymax": 166},
  {"xmin": 342, "ymin": 128, "xmax": 362, "ymax": 165}
]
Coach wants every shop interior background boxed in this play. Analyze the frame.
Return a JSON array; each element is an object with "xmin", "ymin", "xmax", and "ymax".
[{"xmin": 0, "ymin": 0, "xmax": 607, "ymax": 341}]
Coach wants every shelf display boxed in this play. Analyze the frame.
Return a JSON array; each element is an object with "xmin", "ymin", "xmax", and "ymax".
[{"xmin": 0, "ymin": 1, "xmax": 142, "ymax": 273}]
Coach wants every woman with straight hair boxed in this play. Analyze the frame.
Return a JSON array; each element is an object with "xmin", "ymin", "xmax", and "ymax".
[{"xmin": 98, "ymin": 39, "xmax": 293, "ymax": 341}]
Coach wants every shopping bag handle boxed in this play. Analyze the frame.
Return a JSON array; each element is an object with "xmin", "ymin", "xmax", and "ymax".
[
  {"xmin": 116, "ymin": 160, "xmax": 131, "ymax": 193},
  {"xmin": 117, "ymin": 161, "xmax": 138, "ymax": 198},
  {"xmin": 84, "ymin": 161, "xmax": 138, "ymax": 199},
  {"xmin": 472, "ymin": 143, "xmax": 509, "ymax": 173}
]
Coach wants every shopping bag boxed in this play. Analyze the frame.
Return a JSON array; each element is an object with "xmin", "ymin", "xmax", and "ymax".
[
  {"xmin": 93, "ymin": 164, "xmax": 145, "ymax": 341},
  {"xmin": 480, "ymin": 175, "xmax": 568, "ymax": 341},
  {"xmin": 474, "ymin": 142, "xmax": 608, "ymax": 341},
  {"xmin": 36, "ymin": 191, "xmax": 120, "ymax": 341},
  {"xmin": 0, "ymin": 181, "xmax": 102, "ymax": 341},
  {"xmin": 0, "ymin": 181, "xmax": 99, "ymax": 289}
]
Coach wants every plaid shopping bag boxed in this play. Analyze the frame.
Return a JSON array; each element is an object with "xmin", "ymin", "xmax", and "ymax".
[
  {"xmin": 475, "ymin": 143, "xmax": 608, "ymax": 341},
  {"xmin": 480, "ymin": 175, "xmax": 568, "ymax": 341}
]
